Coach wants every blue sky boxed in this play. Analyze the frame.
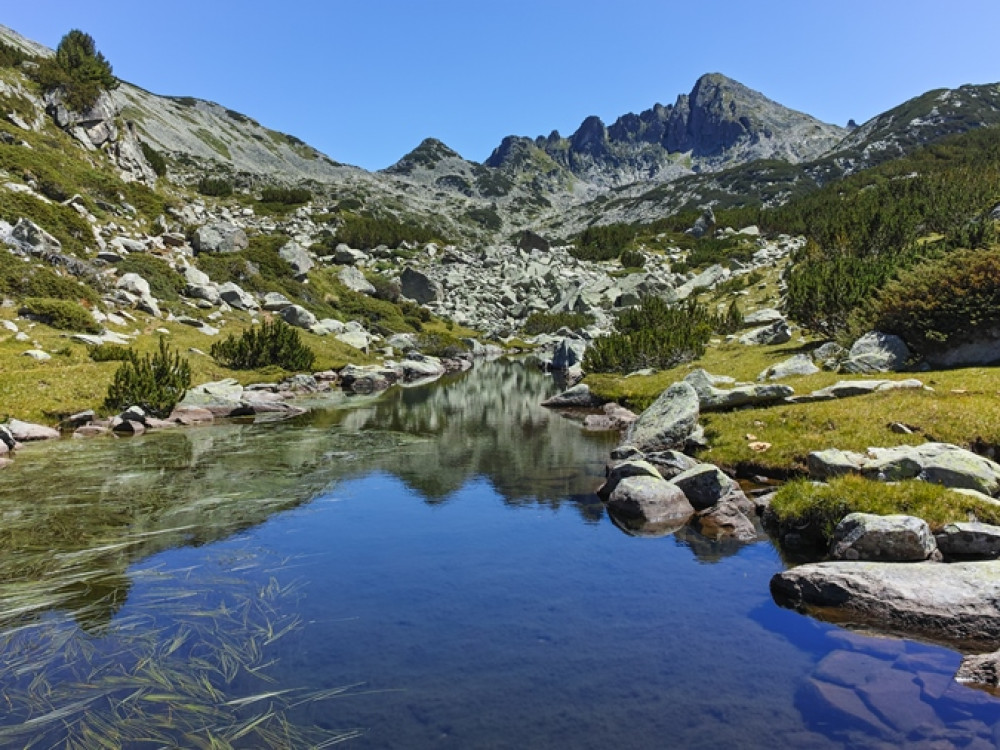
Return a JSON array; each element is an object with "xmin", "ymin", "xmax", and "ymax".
[{"xmin": 5, "ymin": 1, "xmax": 1000, "ymax": 170}]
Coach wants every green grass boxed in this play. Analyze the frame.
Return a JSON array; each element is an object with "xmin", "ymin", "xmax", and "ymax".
[{"xmin": 770, "ymin": 474, "xmax": 1000, "ymax": 543}]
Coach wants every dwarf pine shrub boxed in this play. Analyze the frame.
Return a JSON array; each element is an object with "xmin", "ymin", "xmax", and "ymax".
[
  {"xmin": 19, "ymin": 297, "xmax": 101, "ymax": 333},
  {"xmin": 104, "ymin": 337, "xmax": 191, "ymax": 418},
  {"xmin": 211, "ymin": 319, "xmax": 316, "ymax": 371}
]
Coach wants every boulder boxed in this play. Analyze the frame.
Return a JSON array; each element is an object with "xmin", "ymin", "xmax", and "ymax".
[
  {"xmin": 739, "ymin": 320, "xmax": 792, "ymax": 346},
  {"xmin": 340, "ymin": 364, "xmax": 400, "ymax": 394},
  {"xmin": 542, "ymin": 383, "xmax": 605, "ymax": 408},
  {"xmin": 7, "ymin": 418, "xmax": 60, "ymax": 441},
  {"xmin": 644, "ymin": 450, "xmax": 702, "ymax": 480},
  {"xmin": 830, "ymin": 513, "xmax": 937, "ymax": 561},
  {"xmin": 742, "ymin": 308, "xmax": 785, "ymax": 327},
  {"xmin": 935, "ymin": 522, "xmax": 1000, "ymax": 560},
  {"xmin": 802, "ymin": 378, "xmax": 924, "ymax": 401},
  {"xmin": 183, "ymin": 266, "xmax": 220, "ymax": 305},
  {"xmin": 278, "ymin": 241, "xmax": 314, "ymax": 278},
  {"xmin": 807, "ymin": 448, "xmax": 867, "ymax": 479},
  {"xmin": 626, "ymin": 382, "xmax": 700, "ymax": 453},
  {"xmin": 333, "ymin": 244, "xmax": 368, "ymax": 265},
  {"xmin": 670, "ymin": 464, "xmax": 752, "ymax": 514},
  {"xmin": 218, "ymin": 282, "xmax": 259, "ymax": 311},
  {"xmin": 771, "ymin": 560, "xmax": 1000, "ymax": 646},
  {"xmin": 336, "ymin": 330, "xmax": 372, "ymax": 351},
  {"xmin": 12, "ymin": 218, "xmax": 62, "ymax": 254},
  {"xmin": 337, "ymin": 266, "xmax": 376, "ymax": 295},
  {"xmin": 400, "ymin": 354, "xmax": 446, "ymax": 381},
  {"xmin": 605, "ymin": 475, "xmax": 695, "ymax": 528},
  {"xmin": 868, "ymin": 443, "xmax": 1000, "ymax": 496},
  {"xmin": 583, "ymin": 403, "xmax": 637, "ymax": 432},
  {"xmin": 597, "ymin": 459, "xmax": 664, "ymax": 501},
  {"xmin": 192, "ymin": 221, "xmax": 248, "ymax": 254},
  {"xmin": 262, "ymin": 292, "xmax": 293, "ymax": 311},
  {"xmin": 696, "ymin": 499, "xmax": 758, "ymax": 541},
  {"xmin": 400, "ymin": 267, "xmax": 442, "ymax": 304},
  {"xmin": 280, "ymin": 304, "xmax": 318, "ymax": 330},
  {"xmin": 842, "ymin": 331, "xmax": 910, "ymax": 374},
  {"xmin": 684, "ymin": 368, "xmax": 794, "ymax": 411},
  {"xmin": 758, "ymin": 354, "xmax": 819, "ymax": 381}
]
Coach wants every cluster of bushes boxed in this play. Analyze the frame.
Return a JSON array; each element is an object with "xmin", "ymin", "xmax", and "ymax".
[
  {"xmin": 0, "ymin": 250, "xmax": 100, "ymax": 304},
  {"xmin": 330, "ymin": 212, "xmax": 441, "ymax": 250},
  {"xmin": 104, "ymin": 338, "xmax": 191, "ymax": 418},
  {"xmin": 414, "ymin": 332, "xmax": 471, "ymax": 359},
  {"xmin": 583, "ymin": 297, "xmax": 730, "ymax": 374},
  {"xmin": 571, "ymin": 224, "xmax": 635, "ymax": 261},
  {"xmin": 860, "ymin": 247, "xmax": 1000, "ymax": 358},
  {"xmin": 259, "ymin": 187, "xmax": 312, "ymax": 205},
  {"xmin": 196, "ymin": 177, "xmax": 234, "ymax": 197},
  {"xmin": 523, "ymin": 311, "xmax": 595, "ymax": 335},
  {"xmin": 33, "ymin": 30, "xmax": 118, "ymax": 112},
  {"xmin": 0, "ymin": 40, "xmax": 29, "ymax": 68},
  {"xmin": 18, "ymin": 297, "xmax": 100, "ymax": 333},
  {"xmin": 211, "ymin": 319, "xmax": 316, "ymax": 371},
  {"xmin": 88, "ymin": 343, "xmax": 132, "ymax": 362}
]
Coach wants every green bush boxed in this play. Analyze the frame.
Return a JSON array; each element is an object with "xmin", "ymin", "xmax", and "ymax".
[
  {"xmin": 19, "ymin": 297, "xmax": 100, "ymax": 333},
  {"xmin": 415, "ymin": 332, "xmax": 471, "ymax": 359},
  {"xmin": 523, "ymin": 311, "xmax": 595, "ymax": 335},
  {"xmin": 583, "ymin": 297, "xmax": 723, "ymax": 374},
  {"xmin": 104, "ymin": 337, "xmax": 191, "ymax": 418},
  {"xmin": 333, "ymin": 212, "xmax": 440, "ymax": 250},
  {"xmin": 88, "ymin": 343, "xmax": 132, "ymax": 362},
  {"xmin": 211, "ymin": 319, "xmax": 316, "ymax": 371},
  {"xmin": 259, "ymin": 186, "xmax": 311, "ymax": 205},
  {"xmin": 196, "ymin": 177, "xmax": 233, "ymax": 197},
  {"xmin": 0, "ymin": 251, "xmax": 100, "ymax": 304},
  {"xmin": 864, "ymin": 247, "xmax": 1000, "ymax": 358},
  {"xmin": 140, "ymin": 142, "xmax": 167, "ymax": 178},
  {"xmin": 619, "ymin": 249, "xmax": 645, "ymax": 269},
  {"xmin": 571, "ymin": 224, "xmax": 635, "ymax": 261}
]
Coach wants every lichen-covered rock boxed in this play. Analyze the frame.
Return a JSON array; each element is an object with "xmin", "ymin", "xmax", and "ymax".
[
  {"xmin": 192, "ymin": 222, "xmax": 248, "ymax": 254},
  {"xmin": 605, "ymin": 475, "xmax": 694, "ymax": 528},
  {"xmin": 597, "ymin": 459, "xmax": 663, "ymax": 501},
  {"xmin": 739, "ymin": 320, "xmax": 791, "ymax": 346},
  {"xmin": 626, "ymin": 381, "xmax": 700, "ymax": 453},
  {"xmin": 842, "ymin": 331, "xmax": 910, "ymax": 373},
  {"xmin": 542, "ymin": 383, "xmax": 605, "ymax": 408},
  {"xmin": 758, "ymin": 353, "xmax": 819, "ymax": 381},
  {"xmin": 830, "ymin": 513, "xmax": 937, "ymax": 561},
  {"xmin": 935, "ymin": 522, "xmax": 1000, "ymax": 559}
]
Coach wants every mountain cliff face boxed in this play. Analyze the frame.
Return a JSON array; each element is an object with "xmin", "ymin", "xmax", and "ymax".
[{"xmin": 485, "ymin": 73, "xmax": 846, "ymax": 189}]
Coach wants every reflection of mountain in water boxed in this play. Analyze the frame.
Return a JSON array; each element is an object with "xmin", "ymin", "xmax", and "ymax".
[
  {"xmin": 0, "ymin": 360, "xmax": 611, "ymax": 628},
  {"xmin": 338, "ymin": 359, "xmax": 616, "ymax": 509}
]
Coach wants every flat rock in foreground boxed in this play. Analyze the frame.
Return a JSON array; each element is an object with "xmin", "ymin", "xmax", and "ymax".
[{"xmin": 771, "ymin": 560, "xmax": 1000, "ymax": 648}]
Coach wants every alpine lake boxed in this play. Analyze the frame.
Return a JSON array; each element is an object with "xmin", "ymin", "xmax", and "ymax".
[{"xmin": 1, "ymin": 359, "xmax": 998, "ymax": 749}]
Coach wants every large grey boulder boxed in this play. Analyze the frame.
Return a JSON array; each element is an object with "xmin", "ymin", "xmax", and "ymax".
[
  {"xmin": 542, "ymin": 383, "xmax": 605, "ymax": 408},
  {"xmin": 758, "ymin": 354, "xmax": 819, "ymax": 381},
  {"xmin": 739, "ymin": 320, "xmax": 792, "ymax": 346},
  {"xmin": 337, "ymin": 266, "xmax": 376, "ymax": 295},
  {"xmin": 262, "ymin": 291, "xmax": 293, "ymax": 311},
  {"xmin": 644, "ymin": 450, "xmax": 703, "ymax": 480},
  {"xmin": 12, "ymin": 218, "xmax": 61, "ymax": 254},
  {"xmin": 192, "ymin": 222, "xmax": 249, "ymax": 254},
  {"xmin": 280, "ymin": 304, "xmax": 318, "ymax": 330},
  {"xmin": 6, "ymin": 419, "xmax": 59, "ymax": 441},
  {"xmin": 339, "ymin": 364, "xmax": 402, "ymax": 394},
  {"xmin": 669, "ymin": 464, "xmax": 750, "ymax": 513},
  {"xmin": 597, "ymin": 459, "xmax": 664, "ymax": 501},
  {"xmin": 742, "ymin": 308, "xmax": 785, "ymax": 327},
  {"xmin": 183, "ymin": 266, "xmax": 220, "ymax": 305},
  {"xmin": 605, "ymin": 475, "xmax": 695, "ymax": 528},
  {"xmin": 830, "ymin": 513, "xmax": 937, "ymax": 561},
  {"xmin": 400, "ymin": 354, "xmax": 446, "ymax": 381},
  {"xmin": 685, "ymin": 369, "xmax": 793, "ymax": 411},
  {"xmin": 807, "ymin": 448, "xmax": 867, "ymax": 479},
  {"xmin": 626, "ymin": 382, "xmax": 700, "ymax": 453},
  {"xmin": 675, "ymin": 264, "xmax": 728, "ymax": 299},
  {"xmin": 333, "ymin": 244, "xmax": 368, "ymax": 265},
  {"xmin": 696, "ymin": 499, "xmax": 758, "ymax": 541},
  {"xmin": 842, "ymin": 331, "xmax": 910, "ymax": 373},
  {"xmin": 400, "ymin": 267, "xmax": 442, "ymax": 304},
  {"xmin": 801, "ymin": 378, "xmax": 923, "ymax": 401},
  {"xmin": 935, "ymin": 522, "xmax": 1000, "ymax": 559},
  {"xmin": 278, "ymin": 241, "xmax": 314, "ymax": 279},
  {"xmin": 771, "ymin": 560, "xmax": 1000, "ymax": 645},
  {"xmin": 218, "ymin": 282, "xmax": 259, "ymax": 311}
]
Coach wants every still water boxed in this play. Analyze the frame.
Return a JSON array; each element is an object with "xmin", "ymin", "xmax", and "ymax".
[{"xmin": 0, "ymin": 359, "xmax": 998, "ymax": 748}]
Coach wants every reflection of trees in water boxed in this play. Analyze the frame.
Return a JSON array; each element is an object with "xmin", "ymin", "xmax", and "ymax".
[{"xmin": 341, "ymin": 360, "xmax": 616, "ymax": 513}]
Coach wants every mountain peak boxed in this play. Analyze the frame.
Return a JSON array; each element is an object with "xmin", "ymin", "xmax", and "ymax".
[{"xmin": 384, "ymin": 138, "xmax": 465, "ymax": 175}]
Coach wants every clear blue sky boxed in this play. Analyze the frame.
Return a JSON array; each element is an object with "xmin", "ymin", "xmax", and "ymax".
[{"xmin": 5, "ymin": 1, "xmax": 1000, "ymax": 170}]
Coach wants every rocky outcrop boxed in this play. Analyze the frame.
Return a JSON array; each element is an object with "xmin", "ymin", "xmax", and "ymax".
[
  {"xmin": 739, "ymin": 320, "xmax": 792, "ymax": 346},
  {"xmin": 192, "ymin": 222, "xmax": 249, "ymax": 254},
  {"xmin": 684, "ymin": 369, "xmax": 793, "ymax": 411},
  {"xmin": 626, "ymin": 382, "xmax": 700, "ymax": 453},
  {"xmin": 830, "ymin": 513, "xmax": 938, "ymax": 562},
  {"xmin": 842, "ymin": 332, "xmax": 911, "ymax": 373},
  {"xmin": 400, "ymin": 267, "xmax": 442, "ymax": 304},
  {"xmin": 771, "ymin": 560, "xmax": 1000, "ymax": 647},
  {"xmin": 807, "ymin": 443, "xmax": 1000, "ymax": 496}
]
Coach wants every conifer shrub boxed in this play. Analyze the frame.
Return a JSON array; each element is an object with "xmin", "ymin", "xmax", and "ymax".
[
  {"xmin": 332, "ymin": 213, "xmax": 440, "ymax": 250},
  {"xmin": 140, "ymin": 142, "xmax": 167, "ymax": 177},
  {"xmin": 0, "ymin": 251, "xmax": 100, "ymax": 304},
  {"xmin": 415, "ymin": 332, "xmax": 471, "ymax": 359},
  {"xmin": 259, "ymin": 186, "xmax": 311, "ymax": 205},
  {"xmin": 210, "ymin": 319, "xmax": 316, "ymax": 371},
  {"xmin": 619, "ymin": 249, "xmax": 645, "ymax": 269},
  {"xmin": 864, "ymin": 247, "xmax": 1000, "ymax": 359},
  {"xmin": 583, "ymin": 297, "xmax": 723, "ymax": 374},
  {"xmin": 88, "ymin": 343, "xmax": 131, "ymax": 362},
  {"xmin": 196, "ymin": 177, "xmax": 233, "ymax": 197},
  {"xmin": 19, "ymin": 297, "xmax": 101, "ymax": 333},
  {"xmin": 523, "ymin": 311, "xmax": 595, "ymax": 335},
  {"xmin": 104, "ymin": 337, "xmax": 192, "ymax": 418},
  {"xmin": 34, "ymin": 30, "xmax": 118, "ymax": 112}
]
